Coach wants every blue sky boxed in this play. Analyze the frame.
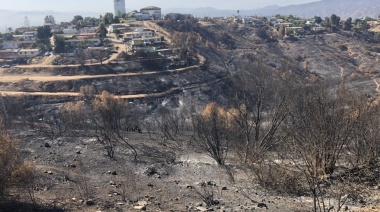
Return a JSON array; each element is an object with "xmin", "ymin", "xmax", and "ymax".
[{"xmin": 1, "ymin": 0, "xmax": 318, "ymax": 12}]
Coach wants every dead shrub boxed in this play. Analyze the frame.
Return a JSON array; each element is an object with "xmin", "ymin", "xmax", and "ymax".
[
  {"xmin": 249, "ymin": 160, "xmax": 306, "ymax": 196},
  {"xmin": 0, "ymin": 124, "xmax": 36, "ymax": 203}
]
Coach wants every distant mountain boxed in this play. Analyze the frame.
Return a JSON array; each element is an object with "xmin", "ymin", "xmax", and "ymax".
[
  {"xmin": 268, "ymin": 0, "xmax": 380, "ymax": 19},
  {"xmin": 164, "ymin": 0, "xmax": 380, "ymax": 19}
]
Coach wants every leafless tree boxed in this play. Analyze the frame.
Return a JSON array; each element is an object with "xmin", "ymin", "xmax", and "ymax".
[
  {"xmin": 90, "ymin": 91, "xmax": 138, "ymax": 159},
  {"xmin": 225, "ymin": 59, "xmax": 291, "ymax": 163},
  {"xmin": 283, "ymin": 84, "xmax": 359, "ymax": 211},
  {"xmin": 192, "ymin": 103, "xmax": 231, "ymax": 165}
]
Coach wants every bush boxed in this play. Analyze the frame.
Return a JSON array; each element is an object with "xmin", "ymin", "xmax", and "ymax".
[{"xmin": 0, "ymin": 126, "xmax": 36, "ymax": 203}]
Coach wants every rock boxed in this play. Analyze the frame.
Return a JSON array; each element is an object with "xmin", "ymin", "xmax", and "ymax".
[
  {"xmin": 76, "ymin": 150, "xmax": 81, "ymax": 154},
  {"xmin": 116, "ymin": 202, "xmax": 124, "ymax": 205},
  {"xmin": 196, "ymin": 206, "xmax": 214, "ymax": 211},
  {"xmin": 70, "ymin": 164, "xmax": 76, "ymax": 168},
  {"xmin": 111, "ymin": 171, "xmax": 117, "ymax": 175},
  {"xmin": 134, "ymin": 200, "xmax": 148, "ymax": 210},
  {"xmin": 72, "ymin": 197, "xmax": 77, "ymax": 201},
  {"xmin": 109, "ymin": 181, "xmax": 116, "ymax": 186},
  {"xmin": 147, "ymin": 183, "xmax": 154, "ymax": 187},
  {"xmin": 257, "ymin": 203, "xmax": 268, "ymax": 209},
  {"xmin": 221, "ymin": 186, "xmax": 228, "ymax": 190},
  {"xmin": 213, "ymin": 200, "xmax": 220, "ymax": 205},
  {"xmin": 44, "ymin": 143, "xmax": 51, "ymax": 148},
  {"xmin": 186, "ymin": 185, "xmax": 193, "ymax": 189},
  {"xmin": 47, "ymin": 171, "xmax": 53, "ymax": 175},
  {"xmin": 108, "ymin": 171, "xmax": 112, "ymax": 174},
  {"xmin": 134, "ymin": 205, "xmax": 146, "ymax": 210},
  {"xmin": 207, "ymin": 181, "xmax": 217, "ymax": 186},
  {"xmin": 144, "ymin": 167, "xmax": 158, "ymax": 177},
  {"xmin": 86, "ymin": 199, "xmax": 95, "ymax": 206},
  {"xmin": 196, "ymin": 206, "xmax": 208, "ymax": 211}
]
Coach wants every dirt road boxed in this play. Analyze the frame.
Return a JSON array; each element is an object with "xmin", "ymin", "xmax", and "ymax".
[
  {"xmin": 0, "ymin": 65, "xmax": 198, "ymax": 83},
  {"xmin": 14, "ymin": 42, "xmax": 127, "ymax": 69},
  {"xmin": 0, "ymin": 75, "xmax": 224, "ymax": 99}
]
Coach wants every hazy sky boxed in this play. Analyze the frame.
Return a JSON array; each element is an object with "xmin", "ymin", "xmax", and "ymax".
[{"xmin": 1, "ymin": 0, "xmax": 318, "ymax": 12}]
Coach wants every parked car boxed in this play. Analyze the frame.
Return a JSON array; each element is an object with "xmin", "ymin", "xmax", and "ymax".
[
  {"xmin": 1, "ymin": 65, "xmax": 11, "ymax": 68},
  {"xmin": 44, "ymin": 51, "xmax": 51, "ymax": 56}
]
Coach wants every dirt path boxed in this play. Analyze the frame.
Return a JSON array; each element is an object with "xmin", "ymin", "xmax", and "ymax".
[
  {"xmin": 0, "ymin": 65, "xmax": 198, "ymax": 83},
  {"xmin": 0, "ymin": 76, "xmax": 225, "ymax": 99},
  {"xmin": 14, "ymin": 42, "xmax": 127, "ymax": 69}
]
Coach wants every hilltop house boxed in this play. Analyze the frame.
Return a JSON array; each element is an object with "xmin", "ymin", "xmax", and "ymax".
[
  {"xmin": 23, "ymin": 31, "xmax": 37, "ymax": 41},
  {"xmin": 66, "ymin": 38, "xmax": 101, "ymax": 48},
  {"xmin": 0, "ymin": 49, "xmax": 19, "ymax": 59},
  {"xmin": 140, "ymin": 6, "xmax": 162, "ymax": 20},
  {"xmin": 0, "ymin": 48, "xmax": 41, "ymax": 59},
  {"xmin": 1, "ymin": 41, "xmax": 36, "ymax": 50},
  {"xmin": 63, "ymin": 25, "xmax": 79, "ymax": 34},
  {"xmin": 124, "ymin": 31, "xmax": 154, "ymax": 39},
  {"xmin": 18, "ymin": 49, "xmax": 42, "ymax": 58},
  {"xmin": 312, "ymin": 27, "xmax": 326, "ymax": 32},
  {"xmin": 285, "ymin": 27, "xmax": 304, "ymax": 35},
  {"xmin": 108, "ymin": 24, "xmax": 128, "ymax": 33}
]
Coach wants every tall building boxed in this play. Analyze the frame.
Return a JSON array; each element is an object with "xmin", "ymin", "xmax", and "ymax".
[{"xmin": 114, "ymin": 0, "xmax": 126, "ymax": 15}]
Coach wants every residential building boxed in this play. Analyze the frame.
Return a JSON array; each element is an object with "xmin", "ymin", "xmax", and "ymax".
[
  {"xmin": 108, "ymin": 24, "xmax": 127, "ymax": 33},
  {"xmin": 124, "ymin": 31, "xmax": 154, "ymax": 39},
  {"xmin": 140, "ymin": 6, "xmax": 162, "ymax": 20},
  {"xmin": 285, "ymin": 27, "xmax": 304, "ymax": 35},
  {"xmin": 23, "ymin": 31, "xmax": 37, "ymax": 41},
  {"xmin": 114, "ymin": 0, "xmax": 126, "ymax": 16},
  {"xmin": 1, "ymin": 41, "xmax": 36, "ymax": 50},
  {"xmin": 0, "ymin": 49, "xmax": 19, "ymax": 59},
  {"xmin": 18, "ymin": 49, "xmax": 41, "ymax": 58},
  {"xmin": 66, "ymin": 39, "xmax": 101, "ymax": 47},
  {"xmin": 312, "ymin": 27, "xmax": 326, "ymax": 32},
  {"xmin": 242, "ymin": 17, "xmax": 254, "ymax": 24},
  {"xmin": 79, "ymin": 27, "xmax": 97, "ymax": 34},
  {"xmin": 129, "ymin": 36, "xmax": 162, "ymax": 46},
  {"xmin": 63, "ymin": 25, "xmax": 79, "ymax": 34}
]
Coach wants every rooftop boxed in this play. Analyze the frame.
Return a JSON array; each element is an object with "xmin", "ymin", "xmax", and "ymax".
[{"xmin": 141, "ymin": 6, "xmax": 161, "ymax": 10}]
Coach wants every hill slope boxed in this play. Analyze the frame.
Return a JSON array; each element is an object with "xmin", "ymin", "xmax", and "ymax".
[{"xmin": 164, "ymin": 0, "xmax": 380, "ymax": 19}]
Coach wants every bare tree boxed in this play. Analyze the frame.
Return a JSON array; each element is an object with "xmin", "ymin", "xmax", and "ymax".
[
  {"xmin": 90, "ymin": 91, "xmax": 138, "ymax": 159},
  {"xmin": 192, "ymin": 103, "xmax": 231, "ymax": 165},
  {"xmin": 225, "ymin": 60, "xmax": 291, "ymax": 163},
  {"xmin": 283, "ymin": 84, "xmax": 358, "ymax": 211}
]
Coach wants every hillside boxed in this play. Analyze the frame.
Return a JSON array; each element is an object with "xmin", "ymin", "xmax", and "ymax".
[
  {"xmin": 1, "ymin": 19, "xmax": 380, "ymax": 211},
  {"xmin": 164, "ymin": 0, "xmax": 380, "ymax": 19}
]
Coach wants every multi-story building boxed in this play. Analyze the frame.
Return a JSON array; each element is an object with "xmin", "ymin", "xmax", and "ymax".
[
  {"xmin": 114, "ymin": 0, "xmax": 126, "ymax": 15},
  {"xmin": 23, "ymin": 31, "xmax": 37, "ymax": 41},
  {"xmin": 140, "ymin": 6, "xmax": 162, "ymax": 20}
]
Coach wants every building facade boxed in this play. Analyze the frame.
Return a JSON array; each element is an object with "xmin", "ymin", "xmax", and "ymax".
[
  {"xmin": 140, "ymin": 6, "xmax": 162, "ymax": 20},
  {"xmin": 114, "ymin": 0, "xmax": 126, "ymax": 15}
]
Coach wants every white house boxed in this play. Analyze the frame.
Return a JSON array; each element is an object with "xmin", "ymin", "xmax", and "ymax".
[
  {"xmin": 129, "ymin": 36, "xmax": 162, "ymax": 46},
  {"xmin": 108, "ymin": 24, "xmax": 127, "ymax": 33},
  {"xmin": 23, "ymin": 31, "xmax": 37, "ymax": 41},
  {"xmin": 124, "ymin": 31, "xmax": 154, "ymax": 39},
  {"xmin": 313, "ymin": 27, "xmax": 326, "ymax": 32},
  {"xmin": 140, "ymin": 6, "xmax": 162, "ymax": 20},
  {"xmin": 18, "ymin": 49, "xmax": 41, "ymax": 58},
  {"xmin": 242, "ymin": 17, "xmax": 253, "ymax": 24},
  {"xmin": 63, "ymin": 25, "xmax": 79, "ymax": 34}
]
